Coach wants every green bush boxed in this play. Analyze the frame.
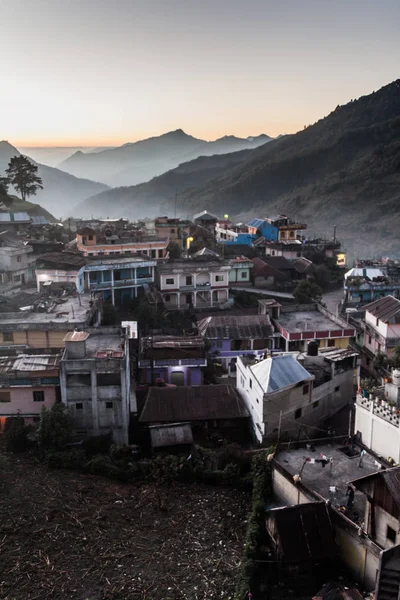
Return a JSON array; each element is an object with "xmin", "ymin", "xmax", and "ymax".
[
  {"xmin": 83, "ymin": 433, "xmax": 112, "ymax": 457},
  {"xmin": 84, "ymin": 454, "xmax": 122, "ymax": 480},
  {"xmin": 37, "ymin": 404, "xmax": 73, "ymax": 453},
  {"xmin": 46, "ymin": 449, "xmax": 87, "ymax": 470},
  {"xmin": 4, "ymin": 417, "xmax": 32, "ymax": 453}
]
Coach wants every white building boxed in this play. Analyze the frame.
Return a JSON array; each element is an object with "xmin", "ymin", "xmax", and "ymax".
[
  {"xmin": 157, "ymin": 257, "xmax": 231, "ymax": 310},
  {"xmin": 237, "ymin": 348, "xmax": 358, "ymax": 443},
  {"xmin": 355, "ymin": 369, "xmax": 400, "ymax": 463},
  {"xmin": 0, "ymin": 234, "xmax": 35, "ymax": 292},
  {"xmin": 362, "ymin": 295, "xmax": 400, "ymax": 360}
]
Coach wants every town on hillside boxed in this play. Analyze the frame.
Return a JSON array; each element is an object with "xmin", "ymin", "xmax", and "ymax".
[{"xmin": 2, "ymin": 203, "xmax": 400, "ymax": 600}]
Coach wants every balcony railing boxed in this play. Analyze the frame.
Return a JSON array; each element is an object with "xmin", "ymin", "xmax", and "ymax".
[
  {"xmin": 139, "ymin": 358, "xmax": 207, "ymax": 367},
  {"xmin": 179, "ymin": 282, "xmax": 212, "ymax": 291},
  {"xmin": 356, "ymin": 393, "xmax": 400, "ymax": 427},
  {"xmin": 89, "ymin": 277, "xmax": 153, "ymax": 289}
]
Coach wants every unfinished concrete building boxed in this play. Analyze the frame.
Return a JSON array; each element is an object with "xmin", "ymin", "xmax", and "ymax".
[{"xmin": 60, "ymin": 329, "xmax": 134, "ymax": 444}]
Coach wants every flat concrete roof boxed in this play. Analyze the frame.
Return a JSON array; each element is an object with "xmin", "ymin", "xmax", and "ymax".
[
  {"xmin": 276, "ymin": 443, "xmax": 379, "ymax": 519},
  {"xmin": 276, "ymin": 311, "xmax": 342, "ymax": 333}
]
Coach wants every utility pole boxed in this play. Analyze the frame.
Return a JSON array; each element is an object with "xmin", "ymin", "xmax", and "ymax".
[{"xmin": 174, "ymin": 188, "xmax": 177, "ymax": 219}]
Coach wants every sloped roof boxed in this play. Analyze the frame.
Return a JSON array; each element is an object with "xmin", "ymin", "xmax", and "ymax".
[
  {"xmin": 193, "ymin": 247, "xmax": 220, "ymax": 257},
  {"xmin": 193, "ymin": 210, "xmax": 219, "ymax": 222},
  {"xmin": 251, "ymin": 257, "xmax": 285, "ymax": 280},
  {"xmin": 292, "ymin": 257, "xmax": 313, "ymax": 274},
  {"xmin": 266, "ymin": 502, "xmax": 336, "ymax": 563},
  {"xmin": 264, "ymin": 255, "xmax": 293, "ymax": 271},
  {"xmin": 250, "ymin": 354, "xmax": 313, "ymax": 393},
  {"xmin": 197, "ymin": 314, "xmax": 273, "ymax": 340},
  {"xmin": 363, "ymin": 295, "xmax": 400, "ymax": 322},
  {"xmin": 350, "ymin": 465, "xmax": 400, "ymax": 509},
  {"xmin": 247, "ymin": 218, "xmax": 265, "ymax": 229},
  {"xmin": 344, "ymin": 267, "xmax": 384, "ymax": 280},
  {"xmin": 140, "ymin": 384, "xmax": 249, "ymax": 423},
  {"xmin": 0, "ymin": 354, "xmax": 60, "ymax": 374}
]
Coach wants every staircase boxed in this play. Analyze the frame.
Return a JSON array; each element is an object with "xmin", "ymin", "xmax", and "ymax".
[{"xmin": 376, "ymin": 553, "xmax": 400, "ymax": 600}]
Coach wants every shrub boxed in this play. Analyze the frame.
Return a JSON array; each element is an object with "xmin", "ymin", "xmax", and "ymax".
[
  {"xmin": 83, "ymin": 433, "xmax": 113, "ymax": 457},
  {"xmin": 46, "ymin": 449, "xmax": 87, "ymax": 470},
  {"xmin": 37, "ymin": 403, "xmax": 73, "ymax": 454},
  {"xmin": 84, "ymin": 455, "xmax": 122, "ymax": 480},
  {"xmin": 4, "ymin": 417, "xmax": 31, "ymax": 453}
]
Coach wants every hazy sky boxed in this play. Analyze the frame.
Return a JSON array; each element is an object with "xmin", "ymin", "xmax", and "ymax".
[{"xmin": 1, "ymin": 0, "xmax": 399, "ymax": 146}]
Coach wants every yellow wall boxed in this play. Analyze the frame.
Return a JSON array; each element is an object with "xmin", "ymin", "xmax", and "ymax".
[
  {"xmin": 0, "ymin": 330, "xmax": 66, "ymax": 349},
  {"xmin": 320, "ymin": 337, "xmax": 350, "ymax": 349}
]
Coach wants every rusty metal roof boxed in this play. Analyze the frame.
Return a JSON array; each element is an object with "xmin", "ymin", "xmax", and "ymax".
[
  {"xmin": 63, "ymin": 331, "xmax": 90, "ymax": 342},
  {"xmin": 140, "ymin": 384, "xmax": 249, "ymax": 423},
  {"xmin": 197, "ymin": 314, "xmax": 273, "ymax": 340},
  {"xmin": 0, "ymin": 354, "xmax": 60, "ymax": 374},
  {"xmin": 351, "ymin": 466, "xmax": 400, "ymax": 509},
  {"xmin": 265, "ymin": 502, "xmax": 336, "ymax": 563}
]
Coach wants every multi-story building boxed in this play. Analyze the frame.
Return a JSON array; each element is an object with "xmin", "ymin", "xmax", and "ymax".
[
  {"xmin": 0, "ymin": 234, "xmax": 35, "ymax": 292},
  {"xmin": 193, "ymin": 210, "xmax": 218, "ymax": 232},
  {"xmin": 248, "ymin": 215, "xmax": 307, "ymax": 242},
  {"xmin": 197, "ymin": 313, "xmax": 275, "ymax": 373},
  {"xmin": 344, "ymin": 267, "xmax": 400, "ymax": 305},
  {"xmin": 83, "ymin": 255, "xmax": 156, "ymax": 304},
  {"xmin": 0, "ymin": 353, "xmax": 61, "ymax": 432},
  {"xmin": 138, "ymin": 335, "xmax": 206, "ymax": 386},
  {"xmin": 228, "ymin": 256, "xmax": 253, "ymax": 285},
  {"xmin": 154, "ymin": 217, "xmax": 191, "ymax": 247},
  {"xmin": 215, "ymin": 220, "xmax": 253, "ymax": 246},
  {"xmin": 361, "ymin": 296, "xmax": 400, "ymax": 367},
  {"xmin": 76, "ymin": 227, "xmax": 169, "ymax": 259},
  {"xmin": 157, "ymin": 257, "xmax": 231, "ymax": 310},
  {"xmin": 35, "ymin": 252, "xmax": 86, "ymax": 294},
  {"xmin": 60, "ymin": 329, "xmax": 134, "ymax": 445}
]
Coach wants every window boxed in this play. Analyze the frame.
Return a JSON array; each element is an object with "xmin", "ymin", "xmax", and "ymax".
[
  {"xmin": 296, "ymin": 252, "xmax": 301, "ymax": 258},
  {"xmin": 166, "ymin": 278, "xmax": 175, "ymax": 285},
  {"xmin": 88, "ymin": 235, "xmax": 94, "ymax": 241},
  {"xmin": 241, "ymin": 271, "xmax": 247, "ymax": 278},
  {"xmin": 368, "ymin": 336, "xmax": 372, "ymax": 344},
  {"xmin": 327, "ymin": 339, "xmax": 336, "ymax": 347},
  {"xmin": 271, "ymin": 250, "xmax": 275, "ymax": 256},
  {"xmin": 256, "ymin": 398, "xmax": 259, "ymax": 404},
  {"xmin": 0, "ymin": 392, "xmax": 11, "ymax": 403},
  {"xmin": 366, "ymin": 358, "xmax": 371, "ymax": 366},
  {"xmin": 295, "ymin": 408, "xmax": 302, "ymax": 419},
  {"xmin": 3, "ymin": 332, "xmax": 13, "ymax": 342},
  {"xmin": 185, "ymin": 294, "xmax": 192, "ymax": 304},
  {"xmin": 289, "ymin": 231, "xmax": 295, "ymax": 238},
  {"xmin": 216, "ymin": 340, "xmax": 223, "ymax": 349},
  {"xmin": 335, "ymin": 386, "xmax": 340, "ymax": 392},
  {"xmin": 376, "ymin": 318, "xmax": 379, "ymax": 326},
  {"xmin": 13, "ymin": 274, "xmax": 21, "ymax": 282},
  {"xmin": 17, "ymin": 255, "xmax": 22, "ymax": 262},
  {"xmin": 215, "ymin": 275, "xmax": 224, "ymax": 282},
  {"xmin": 387, "ymin": 525, "xmax": 396, "ymax": 543},
  {"xmin": 186, "ymin": 275, "xmax": 193, "ymax": 285},
  {"xmin": 33, "ymin": 391, "xmax": 45, "ymax": 402},
  {"xmin": 313, "ymin": 400, "xmax": 319, "ymax": 409},
  {"xmin": 97, "ymin": 373, "xmax": 120, "ymax": 386},
  {"xmin": 76, "ymin": 403, "xmax": 83, "ymax": 410},
  {"xmin": 106, "ymin": 402, "xmax": 113, "ymax": 409},
  {"xmin": 303, "ymin": 384, "xmax": 309, "ymax": 395},
  {"xmin": 170, "ymin": 229, "xmax": 175, "ymax": 234},
  {"xmin": 125, "ymin": 250, "xmax": 131, "ymax": 254},
  {"xmin": 98, "ymin": 252, "xmax": 104, "ymax": 257},
  {"xmin": 165, "ymin": 294, "xmax": 171, "ymax": 302},
  {"xmin": 151, "ymin": 250, "xmax": 156, "ymax": 258},
  {"xmin": 249, "ymin": 379, "xmax": 252, "ymax": 389}
]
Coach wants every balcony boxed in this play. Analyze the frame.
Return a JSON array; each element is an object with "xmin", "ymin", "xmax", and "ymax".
[
  {"xmin": 89, "ymin": 276, "xmax": 153, "ymax": 290},
  {"xmin": 179, "ymin": 282, "xmax": 212, "ymax": 291}
]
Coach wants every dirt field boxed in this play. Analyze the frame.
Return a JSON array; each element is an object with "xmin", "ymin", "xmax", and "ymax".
[{"xmin": 0, "ymin": 451, "xmax": 249, "ymax": 600}]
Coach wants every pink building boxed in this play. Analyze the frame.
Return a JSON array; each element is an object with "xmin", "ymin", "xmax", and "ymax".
[{"xmin": 0, "ymin": 354, "xmax": 60, "ymax": 432}]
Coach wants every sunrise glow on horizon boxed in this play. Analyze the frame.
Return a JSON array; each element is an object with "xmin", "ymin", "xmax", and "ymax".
[{"xmin": 1, "ymin": 0, "xmax": 399, "ymax": 149}]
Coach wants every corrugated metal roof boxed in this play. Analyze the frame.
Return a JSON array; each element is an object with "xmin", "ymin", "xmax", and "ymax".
[
  {"xmin": 251, "ymin": 354, "xmax": 313, "ymax": 393},
  {"xmin": 0, "ymin": 354, "xmax": 60, "ymax": 374},
  {"xmin": 351, "ymin": 466, "xmax": 400, "ymax": 509},
  {"xmin": 247, "ymin": 218, "xmax": 265, "ymax": 229},
  {"xmin": 149, "ymin": 423, "xmax": 193, "ymax": 448},
  {"xmin": 63, "ymin": 331, "xmax": 90, "ymax": 342},
  {"xmin": 197, "ymin": 314, "xmax": 273, "ymax": 340},
  {"xmin": 266, "ymin": 502, "xmax": 336, "ymax": 563},
  {"xmin": 363, "ymin": 295, "xmax": 400, "ymax": 322},
  {"xmin": 140, "ymin": 384, "xmax": 249, "ymax": 423},
  {"xmin": 344, "ymin": 267, "xmax": 384, "ymax": 279}
]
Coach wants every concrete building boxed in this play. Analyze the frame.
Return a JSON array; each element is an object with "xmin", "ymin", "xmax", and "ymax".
[
  {"xmin": 271, "ymin": 303, "xmax": 355, "ymax": 352},
  {"xmin": 355, "ymin": 370, "xmax": 400, "ymax": 463},
  {"xmin": 228, "ymin": 256, "xmax": 253, "ymax": 285},
  {"xmin": 154, "ymin": 217, "xmax": 191, "ymax": 247},
  {"xmin": 0, "ymin": 233, "xmax": 35, "ymax": 293},
  {"xmin": 157, "ymin": 256, "xmax": 231, "ymax": 310},
  {"xmin": 254, "ymin": 238, "xmax": 304, "ymax": 260},
  {"xmin": 344, "ymin": 267, "xmax": 400, "ymax": 305},
  {"xmin": 248, "ymin": 215, "xmax": 307, "ymax": 242},
  {"xmin": 197, "ymin": 313, "xmax": 275, "ymax": 373},
  {"xmin": 83, "ymin": 254, "xmax": 156, "ymax": 305},
  {"xmin": 76, "ymin": 227, "xmax": 169, "ymax": 259},
  {"xmin": 138, "ymin": 335, "xmax": 206, "ymax": 386},
  {"xmin": 237, "ymin": 347, "xmax": 358, "ymax": 443},
  {"xmin": 361, "ymin": 296, "xmax": 400, "ymax": 362},
  {"xmin": 193, "ymin": 210, "xmax": 218, "ymax": 232},
  {"xmin": 0, "ymin": 286, "xmax": 101, "ymax": 350},
  {"xmin": 60, "ymin": 329, "xmax": 134, "ymax": 445},
  {"xmin": 35, "ymin": 252, "xmax": 86, "ymax": 294},
  {"xmin": 0, "ymin": 353, "xmax": 60, "ymax": 431}
]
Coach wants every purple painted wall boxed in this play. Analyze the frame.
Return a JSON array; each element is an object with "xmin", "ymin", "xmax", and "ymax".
[{"xmin": 139, "ymin": 366, "xmax": 203, "ymax": 386}]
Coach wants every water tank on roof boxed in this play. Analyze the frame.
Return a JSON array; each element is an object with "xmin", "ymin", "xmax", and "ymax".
[
  {"xmin": 392, "ymin": 369, "xmax": 400, "ymax": 387},
  {"xmin": 307, "ymin": 341, "xmax": 319, "ymax": 356}
]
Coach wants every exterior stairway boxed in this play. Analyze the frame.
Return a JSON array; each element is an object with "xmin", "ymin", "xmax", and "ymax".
[{"xmin": 376, "ymin": 550, "xmax": 400, "ymax": 600}]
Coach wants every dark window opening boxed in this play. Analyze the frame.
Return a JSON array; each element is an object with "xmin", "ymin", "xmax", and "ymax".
[
  {"xmin": 186, "ymin": 275, "xmax": 193, "ymax": 285},
  {"xmin": 327, "ymin": 339, "xmax": 335, "ymax": 347},
  {"xmin": 0, "ymin": 392, "xmax": 11, "ymax": 403},
  {"xmin": 33, "ymin": 391, "xmax": 45, "ymax": 402},
  {"xmin": 166, "ymin": 278, "xmax": 174, "ymax": 285},
  {"xmin": 303, "ymin": 384, "xmax": 309, "ymax": 395},
  {"xmin": 76, "ymin": 403, "xmax": 83, "ymax": 410},
  {"xmin": 313, "ymin": 400, "xmax": 319, "ymax": 409},
  {"xmin": 249, "ymin": 379, "xmax": 252, "ymax": 389},
  {"xmin": 3, "ymin": 332, "xmax": 13, "ymax": 342},
  {"xmin": 387, "ymin": 525, "xmax": 396, "ymax": 543},
  {"xmin": 335, "ymin": 386, "xmax": 340, "ymax": 392},
  {"xmin": 295, "ymin": 408, "xmax": 302, "ymax": 419},
  {"xmin": 106, "ymin": 402, "xmax": 113, "ymax": 409},
  {"xmin": 97, "ymin": 373, "xmax": 120, "ymax": 386}
]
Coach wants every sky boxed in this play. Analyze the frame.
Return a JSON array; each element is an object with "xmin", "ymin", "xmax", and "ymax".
[{"xmin": 0, "ymin": 0, "xmax": 399, "ymax": 147}]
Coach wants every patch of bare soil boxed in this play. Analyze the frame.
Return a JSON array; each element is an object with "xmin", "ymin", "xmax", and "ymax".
[{"xmin": 0, "ymin": 451, "xmax": 249, "ymax": 600}]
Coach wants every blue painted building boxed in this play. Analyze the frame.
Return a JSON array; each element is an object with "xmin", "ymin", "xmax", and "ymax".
[{"xmin": 247, "ymin": 218, "xmax": 279, "ymax": 241}]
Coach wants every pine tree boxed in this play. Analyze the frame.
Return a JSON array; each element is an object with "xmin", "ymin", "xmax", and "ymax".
[{"xmin": 6, "ymin": 155, "xmax": 43, "ymax": 202}]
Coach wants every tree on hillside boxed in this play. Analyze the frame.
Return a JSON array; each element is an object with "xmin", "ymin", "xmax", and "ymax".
[
  {"xmin": 6, "ymin": 155, "xmax": 43, "ymax": 202},
  {"xmin": 294, "ymin": 280, "xmax": 323, "ymax": 304},
  {"xmin": 0, "ymin": 177, "xmax": 12, "ymax": 206}
]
